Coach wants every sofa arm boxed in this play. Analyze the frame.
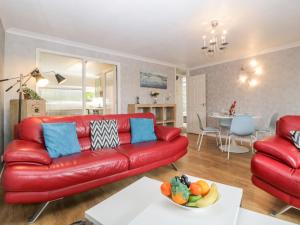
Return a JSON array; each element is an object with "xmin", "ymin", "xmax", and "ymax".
[
  {"xmin": 4, "ymin": 140, "xmax": 52, "ymax": 165},
  {"xmin": 155, "ymin": 125, "xmax": 181, "ymax": 142},
  {"xmin": 254, "ymin": 135, "xmax": 300, "ymax": 169}
]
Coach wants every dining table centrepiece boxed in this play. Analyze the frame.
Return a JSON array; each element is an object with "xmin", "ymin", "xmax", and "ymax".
[
  {"xmin": 229, "ymin": 100, "xmax": 237, "ymax": 116},
  {"xmin": 160, "ymin": 175, "xmax": 220, "ymax": 210}
]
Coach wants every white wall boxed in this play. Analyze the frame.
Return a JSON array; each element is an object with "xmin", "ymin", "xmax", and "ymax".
[
  {"xmin": 189, "ymin": 46, "xmax": 300, "ymax": 128},
  {"xmin": 0, "ymin": 20, "xmax": 5, "ymax": 154},
  {"xmin": 3, "ymin": 32, "xmax": 176, "ymax": 146}
]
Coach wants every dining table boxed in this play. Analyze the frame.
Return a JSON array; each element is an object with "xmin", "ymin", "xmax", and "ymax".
[{"xmin": 209, "ymin": 113, "xmax": 259, "ymax": 154}]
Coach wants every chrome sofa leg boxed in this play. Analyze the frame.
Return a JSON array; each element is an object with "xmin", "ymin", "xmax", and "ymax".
[
  {"xmin": 28, "ymin": 201, "xmax": 51, "ymax": 224},
  {"xmin": 0, "ymin": 164, "xmax": 4, "ymax": 179},
  {"xmin": 271, "ymin": 205, "xmax": 293, "ymax": 217},
  {"xmin": 28, "ymin": 198, "xmax": 63, "ymax": 224},
  {"xmin": 171, "ymin": 163, "xmax": 178, "ymax": 171}
]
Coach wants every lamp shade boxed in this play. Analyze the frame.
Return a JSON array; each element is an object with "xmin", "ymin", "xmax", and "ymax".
[
  {"xmin": 35, "ymin": 74, "xmax": 49, "ymax": 87},
  {"xmin": 30, "ymin": 69, "xmax": 48, "ymax": 87},
  {"xmin": 55, "ymin": 74, "xmax": 66, "ymax": 84}
]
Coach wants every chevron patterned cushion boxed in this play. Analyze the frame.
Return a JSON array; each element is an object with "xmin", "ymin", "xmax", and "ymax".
[
  {"xmin": 90, "ymin": 120, "xmax": 120, "ymax": 150},
  {"xmin": 290, "ymin": 130, "xmax": 300, "ymax": 150}
]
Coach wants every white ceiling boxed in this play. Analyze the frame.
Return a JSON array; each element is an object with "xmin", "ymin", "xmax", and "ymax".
[{"xmin": 1, "ymin": 0, "xmax": 300, "ymax": 68}]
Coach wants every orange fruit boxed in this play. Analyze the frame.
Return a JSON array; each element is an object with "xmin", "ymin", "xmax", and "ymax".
[
  {"xmin": 172, "ymin": 193, "xmax": 188, "ymax": 205},
  {"xmin": 189, "ymin": 182, "xmax": 202, "ymax": 196},
  {"xmin": 197, "ymin": 180, "xmax": 210, "ymax": 196},
  {"xmin": 160, "ymin": 182, "xmax": 171, "ymax": 196}
]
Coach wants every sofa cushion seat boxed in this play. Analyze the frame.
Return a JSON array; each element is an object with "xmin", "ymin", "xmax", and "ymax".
[
  {"xmin": 254, "ymin": 136, "xmax": 300, "ymax": 169},
  {"xmin": 3, "ymin": 149, "xmax": 129, "ymax": 192},
  {"xmin": 251, "ymin": 153, "xmax": 300, "ymax": 198},
  {"xmin": 117, "ymin": 136, "xmax": 188, "ymax": 169}
]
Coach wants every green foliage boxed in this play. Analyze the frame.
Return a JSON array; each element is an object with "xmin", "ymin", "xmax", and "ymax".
[
  {"xmin": 170, "ymin": 177, "xmax": 190, "ymax": 200},
  {"xmin": 85, "ymin": 92, "xmax": 95, "ymax": 101},
  {"xmin": 23, "ymin": 87, "xmax": 43, "ymax": 100}
]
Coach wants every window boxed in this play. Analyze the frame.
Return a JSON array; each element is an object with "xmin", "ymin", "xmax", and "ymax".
[{"xmin": 38, "ymin": 51, "xmax": 117, "ymax": 116}]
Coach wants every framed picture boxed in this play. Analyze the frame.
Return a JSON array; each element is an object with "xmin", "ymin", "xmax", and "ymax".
[{"xmin": 140, "ymin": 72, "xmax": 167, "ymax": 89}]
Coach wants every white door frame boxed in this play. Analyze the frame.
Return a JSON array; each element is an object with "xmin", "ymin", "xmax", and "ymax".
[
  {"xmin": 175, "ymin": 74, "xmax": 185, "ymax": 128},
  {"xmin": 36, "ymin": 48, "xmax": 121, "ymax": 113},
  {"xmin": 187, "ymin": 73, "xmax": 206, "ymax": 134},
  {"xmin": 174, "ymin": 68, "xmax": 188, "ymax": 128}
]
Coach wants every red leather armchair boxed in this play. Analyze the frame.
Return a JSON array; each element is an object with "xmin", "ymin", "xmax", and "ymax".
[
  {"xmin": 1, "ymin": 113, "xmax": 188, "ymax": 206},
  {"xmin": 251, "ymin": 115, "xmax": 300, "ymax": 215}
]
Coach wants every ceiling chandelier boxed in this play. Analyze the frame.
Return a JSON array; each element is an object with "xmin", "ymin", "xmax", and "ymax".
[{"xmin": 201, "ymin": 20, "xmax": 229, "ymax": 55}]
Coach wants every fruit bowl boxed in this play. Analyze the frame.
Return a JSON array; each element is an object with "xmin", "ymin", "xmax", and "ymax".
[
  {"xmin": 162, "ymin": 193, "xmax": 221, "ymax": 211},
  {"xmin": 160, "ymin": 175, "xmax": 220, "ymax": 210}
]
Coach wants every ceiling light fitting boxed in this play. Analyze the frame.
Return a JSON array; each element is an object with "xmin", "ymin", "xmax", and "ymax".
[
  {"xmin": 202, "ymin": 20, "xmax": 229, "ymax": 56},
  {"xmin": 239, "ymin": 59, "xmax": 263, "ymax": 88}
]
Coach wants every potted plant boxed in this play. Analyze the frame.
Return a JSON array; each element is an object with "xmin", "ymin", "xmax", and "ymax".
[
  {"xmin": 229, "ymin": 100, "xmax": 237, "ymax": 116},
  {"xmin": 22, "ymin": 87, "xmax": 43, "ymax": 100},
  {"xmin": 150, "ymin": 91, "xmax": 160, "ymax": 104}
]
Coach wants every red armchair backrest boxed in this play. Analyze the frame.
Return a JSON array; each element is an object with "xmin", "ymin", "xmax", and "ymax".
[
  {"xmin": 276, "ymin": 115, "xmax": 300, "ymax": 140},
  {"xmin": 16, "ymin": 113, "xmax": 156, "ymax": 150}
]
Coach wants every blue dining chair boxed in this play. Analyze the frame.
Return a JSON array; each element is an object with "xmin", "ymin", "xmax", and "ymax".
[
  {"xmin": 227, "ymin": 115, "xmax": 256, "ymax": 159},
  {"xmin": 197, "ymin": 113, "xmax": 222, "ymax": 151},
  {"xmin": 256, "ymin": 112, "xmax": 279, "ymax": 138},
  {"xmin": 219, "ymin": 118, "xmax": 232, "ymax": 147}
]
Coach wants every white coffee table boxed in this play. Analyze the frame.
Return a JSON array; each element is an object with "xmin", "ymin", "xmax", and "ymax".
[{"xmin": 85, "ymin": 176, "xmax": 296, "ymax": 225}]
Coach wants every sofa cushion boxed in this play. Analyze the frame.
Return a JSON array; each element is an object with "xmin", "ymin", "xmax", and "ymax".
[
  {"xmin": 254, "ymin": 136, "xmax": 300, "ymax": 169},
  {"xmin": 251, "ymin": 153, "xmax": 300, "ymax": 198},
  {"xmin": 4, "ymin": 140, "xmax": 52, "ymax": 165},
  {"xmin": 3, "ymin": 149, "xmax": 129, "ymax": 192},
  {"xmin": 290, "ymin": 130, "xmax": 300, "ymax": 150},
  {"xmin": 78, "ymin": 137, "xmax": 92, "ymax": 151},
  {"xmin": 130, "ymin": 118, "xmax": 157, "ymax": 144},
  {"xmin": 117, "ymin": 136, "xmax": 188, "ymax": 169},
  {"xmin": 276, "ymin": 115, "xmax": 300, "ymax": 140},
  {"xmin": 90, "ymin": 120, "xmax": 120, "ymax": 149},
  {"xmin": 155, "ymin": 125, "xmax": 181, "ymax": 142},
  {"xmin": 42, "ymin": 122, "xmax": 81, "ymax": 158}
]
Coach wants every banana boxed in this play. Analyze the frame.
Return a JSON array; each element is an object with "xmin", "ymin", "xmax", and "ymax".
[{"xmin": 191, "ymin": 183, "xmax": 219, "ymax": 208}]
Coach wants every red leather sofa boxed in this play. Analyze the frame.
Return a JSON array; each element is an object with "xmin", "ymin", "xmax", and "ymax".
[
  {"xmin": 251, "ymin": 115, "xmax": 300, "ymax": 213},
  {"xmin": 1, "ymin": 113, "xmax": 188, "ymax": 204}
]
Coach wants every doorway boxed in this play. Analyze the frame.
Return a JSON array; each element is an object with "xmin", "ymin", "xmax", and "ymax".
[
  {"xmin": 37, "ymin": 51, "xmax": 118, "ymax": 116},
  {"xmin": 85, "ymin": 60, "xmax": 117, "ymax": 115},
  {"xmin": 175, "ymin": 69, "xmax": 187, "ymax": 130},
  {"xmin": 187, "ymin": 74, "xmax": 206, "ymax": 134}
]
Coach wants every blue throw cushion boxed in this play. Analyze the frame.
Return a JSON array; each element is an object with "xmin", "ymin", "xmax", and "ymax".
[
  {"xmin": 42, "ymin": 122, "xmax": 81, "ymax": 158},
  {"xmin": 130, "ymin": 118, "xmax": 157, "ymax": 144}
]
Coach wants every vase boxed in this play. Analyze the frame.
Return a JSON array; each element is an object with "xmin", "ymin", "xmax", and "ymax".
[
  {"xmin": 153, "ymin": 96, "xmax": 158, "ymax": 104},
  {"xmin": 23, "ymin": 93, "xmax": 31, "ymax": 100}
]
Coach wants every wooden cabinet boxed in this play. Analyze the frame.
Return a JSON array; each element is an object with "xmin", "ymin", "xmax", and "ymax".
[
  {"xmin": 128, "ymin": 104, "xmax": 176, "ymax": 127},
  {"xmin": 10, "ymin": 99, "xmax": 46, "ymax": 135}
]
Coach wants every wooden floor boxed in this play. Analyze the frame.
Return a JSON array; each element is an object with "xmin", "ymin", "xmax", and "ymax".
[{"xmin": 1, "ymin": 134, "xmax": 299, "ymax": 225}]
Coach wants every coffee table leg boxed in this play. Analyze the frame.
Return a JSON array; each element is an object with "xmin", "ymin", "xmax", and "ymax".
[
  {"xmin": 271, "ymin": 205, "xmax": 293, "ymax": 217},
  {"xmin": 171, "ymin": 163, "xmax": 178, "ymax": 171}
]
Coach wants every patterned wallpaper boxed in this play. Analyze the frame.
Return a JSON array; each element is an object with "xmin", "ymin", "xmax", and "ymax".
[
  {"xmin": 190, "ymin": 46, "xmax": 300, "ymax": 128},
  {"xmin": 2, "ymin": 33, "xmax": 175, "ymax": 145},
  {"xmin": 0, "ymin": 20, "xmax": 4, "ymax": 154}
]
